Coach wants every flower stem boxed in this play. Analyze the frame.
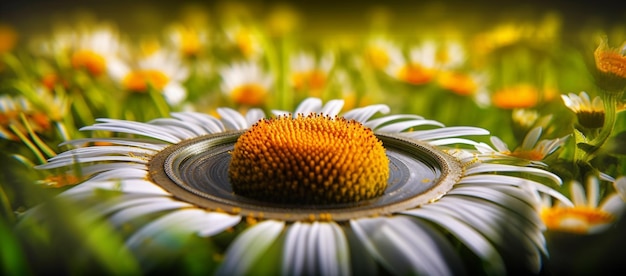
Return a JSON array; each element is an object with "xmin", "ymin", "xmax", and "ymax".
[{"xmin": 574, "ymin": 90, "xmax": 623, "ymax": 163}]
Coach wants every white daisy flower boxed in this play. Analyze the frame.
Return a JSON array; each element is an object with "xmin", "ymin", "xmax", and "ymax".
[
  {"xmin": 219, "ymin": 61, "xmax": 273, "ymax": 107},
  {"xmin": 26, "ymin": 98, "xmax": 571, "ymax": 275},
  {"xmin": 109, "ymin": 49, "xmax": 190, "ymax": 106},
  {"xmin": 561, "ymin": 91, "xmax": 605, "ymax": 128},
  {"xmin": 540, "ymin": 175, "xmax": 626, "ymax": 234},
  {"xmin": 475, "ymin": 126, "xmax": 569, "ymax": 166},
  {"xmin": 363, "ymin": 37, "xmax": 402, "ymax": 71},
  {"xmin": 290, "ymin": 51, "xmax": 335, "ymax": 93},
  {"xmin": 223, "ymin": 24, "xmax": 263, "ymax": 59},
  {"xmin": 166, "ymin": 23, "xmax": 209, "ymax": 58},
  {"xmin": 70, "ymin": 23, "xmax": 125, "ymax": 77},
  {"xmin": 385, "ymin": 41, "xmax": 438, "ymax": 85}
]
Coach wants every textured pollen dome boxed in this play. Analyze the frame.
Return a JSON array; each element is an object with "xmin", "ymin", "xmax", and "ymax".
[{"xmin": 228, "ymin": 113, "xmax": 390, "ymax": 204}]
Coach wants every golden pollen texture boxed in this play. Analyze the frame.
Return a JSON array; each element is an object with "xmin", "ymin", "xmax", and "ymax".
[{"xmin": 228, "ymin": 114, "xmax": 390, "ymax": 204}]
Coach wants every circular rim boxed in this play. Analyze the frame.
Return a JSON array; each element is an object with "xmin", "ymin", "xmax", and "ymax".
[{"xmin": 149, "ymin": 131, "xmax": 462, "ymax": 221}]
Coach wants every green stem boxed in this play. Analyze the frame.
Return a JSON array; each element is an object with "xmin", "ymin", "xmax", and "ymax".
[
  {"xmin": 20, "ymin": 113, "xmax": 57, "ymax": 158},
  {"xmin": 9, "ymin": 124, "xmax": 46, "ymax": 164},
  {"xmin": 574, "ymin": 90, "xmax": 623, "ymax": 163},
  {"xmin": 0, "ymin": 183, "xmax": 14, "ymax": 223}
]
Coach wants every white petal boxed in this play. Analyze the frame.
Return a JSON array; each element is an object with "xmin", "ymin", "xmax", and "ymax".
[
  {"xmin": 171, "ymin": 112, "xmax": 226, "ymax": 133},
  {"xmin": 614, "ymin": 177, "xmax": 626, "ymax": 202},
  {"xmin": 108, "ymin": 200, "xmax": 191, "ymax": 227},
  {"xmin": 283, "ymin": 222, "xmax": 350, "ymax": 276},
  {"xmin": 447, "ymin": 185, "xmax": 541, "ymax": 228},
  {"xmin": 401, "ymin": 208, "xmax": 506, "ymax": 275},
  {"xmin": 520, "ymin": 127, "xmax": 542, "ymax": 151},
  {"xmin": 458, "ymin": 175, "xmax": 573, "ymax": 207},
  {"xmin": 77, "ymin": 163, "xmax": 147, "ymax": 176},
  {"xmin": 490, "ymin": 136, "xmax": 510, "ymax": 152},
  {"xmin": 375, "ymin": 119, "xmax": 445, "ymax": 133},
  {"xmin": 126, "ymin": 209, "xmax": 240, "ymax": 250},
  {"xmin": 283, "ymin": 222, "xmax": 308, "ymax": 276},
  {"xmin": 601, "ymin": 194, "xmax": 626, "ymax": 217},
  {"xmin": 362, "ymin": 114, "xmax": 425, "ymax": 130},
  {"xmin": 60, "ymin": 179, "xmax": 170, "ymax": 198},
  {"xmin": 245, "ymin": 108, "xmax": 266, "ymax": 125},
  {"xmin": 81, "ymin": 119, "xmax": 182, "ymax": 143},
  {"xmin": 403, "ymin": 126, "xmax": 489, "ymax": 141},
  {"xmin": 217, "ymin": 107, "xmax": 249, "ymax": 130},
  {"xmin": 87, "ymin": 167, "xmax": 148, "ymax": 181},
  {"xmin": 36, "ymin": 156, "xmax": 148, "ymax": 169},
  {"xmin": 47, "ymin": 146, "xmax": 156, "ymax": 163},
  {"xmin": 350, "ymin": 217, "xmax": 458, "ymax": 275},
  {"xmin": 294, "ymin": 97, "xmax": 323, "ymax": 115},
  {"xmin": 464, "ymin": 163, "xmax": 562, "ymax": 185},
  {"xmin": 162, "ymin": 82, "xmax": 187, "ymax": 105},
  {"xmin": 342, "ymin": 104, "xmax": 390, "ymax": 123},
  {"xmin": 587, "ymin": 177, "xmax": 599, "ymax": 208},
  {"xmin": 148, "ymin": 118, "xmax": 207, "ymax": 137},
  {"xmin": 570, "ymin": 181, "xmax": 587, "ymax": 207},
  {"xmin": 319, "ymin": 99, "xmax": 345, "ymax": 117},
  {"xmin": 424, "ymin": 138, "xmax": 481, "ymax": 146},
  {"xmin": 60, "ymin": 138, "xmax": 167, "ymax": 151},
  {"xmin": 88, "ymin": 195, "xmax": 176, "ymax": 217},
  {"xmin": 216, "ymin": 220, "xmax": 285, "ymax": 276}
]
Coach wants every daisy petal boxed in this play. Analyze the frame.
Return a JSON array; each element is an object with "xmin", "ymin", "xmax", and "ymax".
[
  {"xmin": 108, "ymin": 200, "xmax": 192, "ymax": 227},
  {"xmin": 80, "ymin": 120, "xmax": 182, "ymax": 144},
  {"xmin": 171, "ymin": 112, "xmax": 226, "ymax": 133},
  {"xmin": 458, "ymin": 175, "xmax": 573, "ymax": 207},
  {"xmin": 126, "ymin": 209, "xmax": 240, "ymax": 251},
  {"xmin": 60, "ymin": 138, "xmax": 168, "ymax": 151},
  {"xmin": 601, "ymin": 194, "xmax": 626, "ymax": 218},
  {"xmin": 425, "ymin": 138, "xmax": 481, "ymax": 146},
  {"xmin": 402, "ymin": 126, "xmax": 489, "ymax": 140},
  {"xmin": 283, "ymin": 222, "xmax": 350, "ymax": 276},
  {"xmin": 402, "ymin": 208, "xmax": 506, "ymax": 275},
  {"xmin": 148, "ymin": 118, "xmax": 207, "ymax": 137},
  {"xmin": 342, "ymin": 104, "xmax": 390, "ymax": 123},
  {"xmin": 520, "ymin": 127, "xmax": 542, "ymax": 151},
  {"xmin": 294, "ymin": 97, "xmax": 323, "ymax": 115},
  {"xmin": 60, "ymin": 179, "xmax": 169, "ymax": 198},
  {"xmin": 320, "ymin": 99, "xmax": 345, "ymax": 116},
  {"xmin": 216, "ymin": 220, "xmax": 285, "ymax": 276},
  {"xmin": 245, "ymin": 108, "xmax": 266, "ymax": 125},
  {"xmin": 217, "ymin": 107, "xmax": 250, "ymax": 130},
  {"xmin": 464, "ymin": 164, "xmax": 562, "ymax": 185},
  {"xmin": 375, "ymin": 119, "xmax": 445, "ymax": 133},
  {"xmin": 614, "ymin": 177, "xmax": 626, "ymax": 201},
  {"xmin": 362, "ymin": 114, "xmax": 425, "ymax": 130},
  {"xmin": 351, "ymin": 217, "xmax": 459, "ymax": 275}
]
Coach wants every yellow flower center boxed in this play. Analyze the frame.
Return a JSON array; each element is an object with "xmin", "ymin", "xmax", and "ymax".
[
  {"xmin": 178, "ymin": 29, "xmax": 201, "ymax": 57},
  {"xmin": 492, "ymin": 84, "xmax": 539, "ymax": 109},
  {"xmin": 228, "ymin": 114, "xmax": 390, "ymax": 204},
  {"xmin": 541, "ymin": 206, "xmax": 615, "ymax": 234},
  {"xmin": 397, "ymin": 64, "xmax": 436, "ymax": 85},
  {"xmin": 235, "ymin": 30, "xmax": 254, "ymax": 58},
  {"xmin": 292, "ymin": 70, "xmax": 327, "ymax": 92},
  {"xmin": 122, "ymin": 70, "xmax": 169, "ymax": 92},
  {"xmin": 508, "ymin": 149, "xmax": 545, "ymax": 161},
  {"xmin": 230, "ymin": 84, "xmax": 267, "ymax": 106},
  {"xmin": 71, "ymin": 50, "xmax": 106, "ymax": 76},
  {"xmin": 0, "ymin": 24, "xmax": 18, "ymax": 54},
  {"xmin": 365, "ymin": 46, "xmax": 390, "ymax": 70},
  {"xmin": 595, "ymin": 47, "xmax": 626, "ymax": 79},
  {"xmin": 40, "ymin": 173, "xmax": 82, "ymax": 188},
  {"xmin": 437, "ymin": 71, "xmax": 477, "ymax": 96}
]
